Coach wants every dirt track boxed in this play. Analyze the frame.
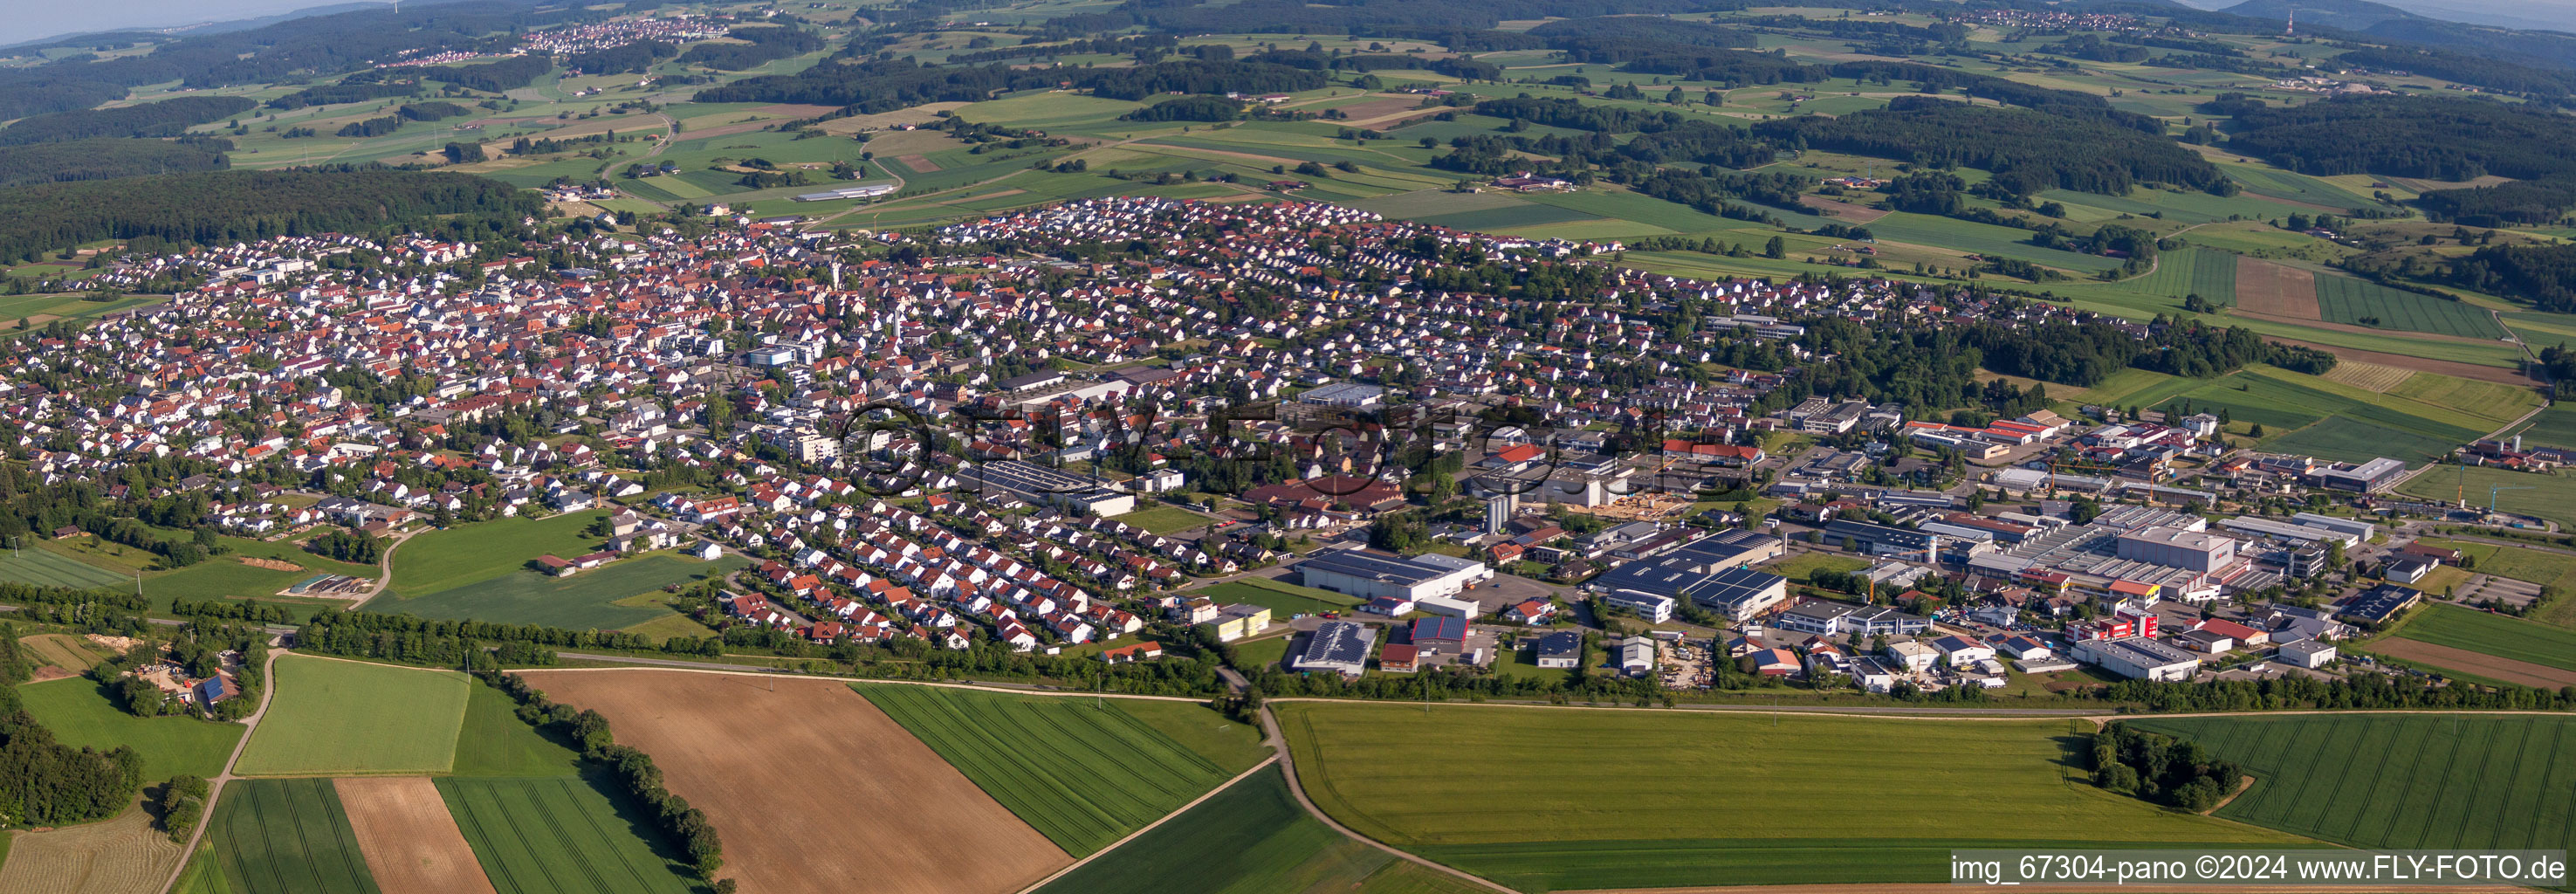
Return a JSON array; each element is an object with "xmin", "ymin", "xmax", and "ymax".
[
  {"xmin": 335, "ymin": 777, "xmax": 497, "ymax": 894},
  {"xmin": 2370, "ymin": 638, "xmax": 2576, "ymax": 689},
  {"xmin": 519, "ymin": 670, "xmax": 1068, "ymax": 894}
]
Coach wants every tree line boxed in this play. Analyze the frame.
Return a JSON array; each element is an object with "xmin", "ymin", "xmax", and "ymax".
[
  {"xmin": 0, "ymin": 138, "xmax": 230, "ymax": 188},
  {"xmin": 478, "ymin": 671, "xmax": 725, "ymax": 879},
  {"xmin": 0, "ymin": 95, "xmax": 252, "ymax": 146},
  {"xmin": 0, "ymin": 624, "xmax": 147, "ymax": 827},
  {"xmin": 2221, "ymin": 93, "xmax": 2576, "ymax": 182},
  {"xmin": 1754, "ymin": 97, "xmax": 2224, "ymax": 196},
  {"xmin": 678, "ymin": 24, "xmax": 826, "ymax": 71}
]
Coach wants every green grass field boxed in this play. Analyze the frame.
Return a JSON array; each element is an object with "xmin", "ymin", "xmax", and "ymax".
[
  {"xmin": 2390, "ymin": 603, "xmax": 2576, "ymax": 672},
  {"xmin": 449, "ymin": 682, "xmax": 582, "ymax": 779},
  {"xmin": 438, "ymin": 775, "xmax": 699, "ymax": 894},
  {"xmin": 368, "ymin": 554, "xmax": 742, "ymax": 635},
  {"xmin": 1110, "ymin": 505, "xmax": 1218, "ymax": 535},
  {"xmin": 1109, "ymin": 698, "xmax": 1274, "ymax": 776},
  {"xmin": 2510, "ymin": 402, "xmax": 2576, "ymax": 452},
  {"xmin": 234, "ymin": 655, "xmax": 471, "ymax": 776},
  {"xmin": 2313, "ymin": 275, "xmax": 2508, "ymax": 340},
  {"xmin": 855, "ymin": 684, "xmax": 1241, "ymax": 856},
  {"xmin": 210, "ymin": 778, "xmax": 381, "ymax": 894},
  {"xmin": 1031, "ymin": 766, "xmax": 1398, "ymax": 894},
  {"xmin": 2413, "ymin": 537, "xmax": 2576, "ymax": 629},
  {"xmin": 16, "ymin": 678, "xmax": 245, "ymax": 779},
  {"xmin": 1194, "ymin": 578, "xmax": 1363, "ymax": 617},
  {"xmin": 2126, "ymin": 714, "xmax": 2576, "ymax": 855},
  {"xmin": 0, "ymin": 546, "xmax": 128, "ymax": 589},
  {"xmin": 388, "ymin": 511, "xmax": 608, "ymax": 596},
  {"xmin": 2398, "ymin": 466, "xmax": 2576, "ymax": 531},
  {"xmin": 1764, "ymin": 551, "xmax": 1869, "ymax": 583},
  {"xmin": 1281, "ymin": 703, "xmax": 2303, "ymax": 891}
]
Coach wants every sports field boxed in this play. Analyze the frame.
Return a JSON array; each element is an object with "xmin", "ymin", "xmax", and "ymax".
[
  {"xmin": 2389, "ymin": 603, "xmax": 2576, "ymax": 673},
  {"xmin": 520, "ymin": 670, "xmax": 1068, "ymax": 894},
  {"xmin": 2126, "ymin": 714, "xmax": 2576, "ymax": 854},
  {"xmin": 235, "ymin": 656, "xmax": 471, "ymax": 776},
  {"xmin": 1280, "ymin": 703, "xmax": 2302, "ymax": 891},
  {"xmin": 0, "ymin": 547, "xmax": 127, "ymax": 589},
  {"xmin": 388, "ymin": 511, "xmax": 608, "ymax": 596},
  {"xmin": 17, "ymin": 678, "xmax": 245, "ymax": 779},
  {"xmin": 1031, "ymin": 767, "xmax": 1398, "ymax": 894},
  {"xmin": 1193, "ymin": 578, "xmax": 1362, "ymax": 617},
  {"xmin": 436, "ymin": 776, "xmax": 697, "ymax": 894},
  {"xmin": 1109, "ymin": 505, "xmax": 1217, "ymax": 535},
  {"xmin": 855, "ymin": 684, "xmax": 1240, "ymax": 855},
  {"xmin": 367, "ymin": 554, "xmax": 742, "ymax": 634},
  {"xmin": 209, "ymin": 778, "xmax": 381, "ymax": 894}
]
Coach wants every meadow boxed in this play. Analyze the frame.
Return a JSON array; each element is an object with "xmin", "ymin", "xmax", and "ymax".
[
  {"xmin": 436, "ymin": 776, "xmax": 698, "ymax": 894},
  {"xmin": 2510, "ymin": 402, "xmax": 2576, "ymax": 452},
  {"xmin": 1030, "ymin": 767, "xmax": 1398, "ymax": 894},
  {"xmin": 2413, "ymin": 537, "xmax": 2576, "ymax": 629},
  {"xmin": 1280, "ymin": 703, "xmax": 2302, "ymax": 891},
  {"xmin": 234, "ymin": 656, "xmax": 471, "ymax": 776},
  {"xmin": 209, "ymin": 779, "xmax": 381, "ymax": 894},
  {"xmin": 2097, "ymin": 365, "xmax": 2496, "ymax": 464},
  {"xmin": 18, "ymin": 632, "xmax": 113, "ymax": 673},
  {"xmin": 0, "ymin": 794, "xmax": 183, "ymax": 894},
  {"xmin": 2126, "ymin": 714, "xmax": 2576, "ymax": 854},
  {"xmin": 1109, "ymin": 505, "xmax": 1218, "ymax": 535},
  {"xmin": 855, "ymin": 684, "xmax": 1240, "ymax": 856},
  {"xmin": 387, "ymin": 511, "xmax": 609, "ymax": 596},
  {"xmin": 1193, "ymin": 578, "xmax": 1362, "ymax": 617},
  {"xmin": 2390, "ymin": 603, "xmax": 2576, "ymax": 672},
  {"xmin": 17, "ymin": 678, "xmax": 245, "ymax": 779},
  {"xmin": 144, "ymin": 536, "xmax": 384, "ymax": 607},
  {"xmin": 367, "ymin": 554, "xmax": 742, "ymax": 636},
  {"xmin": 448, "ymin": 683, "xmax": 582, "ymax": 779}
]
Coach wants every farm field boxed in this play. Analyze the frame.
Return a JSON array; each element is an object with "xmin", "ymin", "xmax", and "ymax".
[
  {"xmin": 366, "ymin": 554, "xmax": 743, "ymax": 636},
  {"xmin": 0, "ymin": 798, "xmax": 183, "ymax": 894},
  {"xmin": 2388, "ymin": 603, "xmax": 2576, "ymax": 673},
  {"xmin": 0, "ymin": 546, "xmax": 127, "ymax": 589},
  {"xmin": 1279, "ymin": 703, "xmax": 2303, "ymax": 891},
  {"xmin": 333, "ymin": 777, "xmax": 495, "ymax": 894},
  {"xmin": 1109, "ymin": 698, "xmax": 1273, "ymax": 776},
  {"xmin": 448, "ymin": 683, "xmax": 581, "ymax": 779},
  {"xmin": 1029, "ymin": 767, "xmax": 1398, "ymax": 894},
  {"xmin": 208, "ymin": 778, "xmax": 381, "ymax": 894},
  {"xmin": 2312, "ymin": 274, "xmax": 2510, "ymax": 340},
  {"xmin": 388, "ymin": 511, "xmax": 609, "ymax": 596},
  {"xmin": 1109, "ymin": 505, "xmax": 1217, "ymax": 535},
  {"xmin": 2397, "ymin": 466, "xmax": 2576, "ymax": 532},
  {"xmin": 145, "ymin": 537, "xmax": 382, "ymax": 605},
  {"xmin": 855, "ymin": 684, "xmax": 1240, "ymax": 855},
  {"xmin": 2102, "ymin": 365, "xmax": 2493, "ymax": 464},
  {"xmin": 519, "ymin": 670, "xmax": 1068, "ymax": 894},
  {"xmin": 1192, "ymin": 578, "xmax": 1362, "ymax": 617},
  {"xmin": 436, "ymin": 776, "xmax": 699, "ymax": 894},
  {"xmin": 17, "ymin": 678, "xmax": 245, "ymax": 779},
  {"xmin": 235, "ymin": 656, "xmax": 471, "ymax": 776},
  {"xmin": 2126, "ymin": 714, "xmax": 2576, "ymax": 855},
  {"xmin": 2510, "ymin": 402, "xmax": 2576, "ymax": 452}
]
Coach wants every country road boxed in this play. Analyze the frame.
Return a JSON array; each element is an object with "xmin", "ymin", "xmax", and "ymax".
[{"xmin": 154, "ymin": 645, "xmax": 284, "ymax": 894}]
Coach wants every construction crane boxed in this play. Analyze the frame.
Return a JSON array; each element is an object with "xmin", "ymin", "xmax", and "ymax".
[
  {"xmin": 2422, "ymin": 450, "xmax": 2468, "ymax": 506},
  {"xmin": 2488, "ymin": 485, "xmax": 2533, "ymax": 517}
]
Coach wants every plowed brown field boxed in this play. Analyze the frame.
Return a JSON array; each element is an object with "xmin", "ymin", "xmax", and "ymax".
[
  {"xmin": 335, "ymin": 777, "xmax": 496, "ymax": 894},
  {"xmin": 516, "ymin": 670, "xmax": 1068, "ymax": 894}
]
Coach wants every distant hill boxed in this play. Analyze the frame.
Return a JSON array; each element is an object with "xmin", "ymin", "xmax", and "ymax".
[
  {"xmin": 2220, "ymin": 0, "xmax": 2420, "ymax": 31},
  {"xmin": 2216, "ymin": 0, "xmax": 2576, "ymax": 68}
]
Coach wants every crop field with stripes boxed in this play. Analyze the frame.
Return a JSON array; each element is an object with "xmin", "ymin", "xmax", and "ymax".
[
  {"xmin": 855, "ymin": 684, "xmax": 1238, "ymax": 856},
  {"xmin": 2127, "ymin": 714, "xmax": 2575, "ymax": 854}
]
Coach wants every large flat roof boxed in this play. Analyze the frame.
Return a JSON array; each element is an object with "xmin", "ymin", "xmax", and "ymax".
[
  {"xmin": 1299, "ymin": 621, "xmax": 1375, "ymax": 665},
  {"xmin": 1298, "ymin": 550, "xmax": 1450, "ymax": 585}
]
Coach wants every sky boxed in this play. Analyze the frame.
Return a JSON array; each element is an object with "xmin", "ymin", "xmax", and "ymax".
[{"xmin": 0, "ymin": 0, "xmax": 391, "ymax": 48}]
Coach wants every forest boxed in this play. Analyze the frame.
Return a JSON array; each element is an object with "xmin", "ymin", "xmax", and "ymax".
[
  {"xmin": 0, "ymin": 168, "xmax": 544, "ymax": 263},
  {"xmin": 564, "ymin": 40, "xmax": 679, "ymax": 74},
  {"xmin": 265, "ymin": 79, "xmax": 422, "ymax": 110},
  {"xmin": 426, "ymin": 54, "xmax": 555, "ymax": 93},
  {"xmin": 2440, "ymin": 243, "xmax": 2576, "ymax": 313},
  {"xmin": 2416, "ymin": 175, "xmax": 2576, "ymax": 227},
  {"xmin": 0, "ymin": 625, "xmax": 148, "ymax": 827},
  {"xmin": 701, "ymin": 57, "xmax": 1322, "ymax": 110},
  {"xmin": 1754, "ymin": 97, "xmax": 2223, "ymax": 196},
  {"xmin": 2090, "ymin": 724, "xmax": 2242, "ymax": 812},
  {"xmin": 0, "ymin": 138, "xmax": 230, "ymax": 188},
  {"xmin": 1122, "ymin": 95, "xmax": 1245, "ymax": 122},
  {"xmin": 2222, "ymin": 93, "xmax": 2576, "ymax": 182},
  {"xmin": 0, "ymin": 96, "xmax": 252, "ymax": 146}
]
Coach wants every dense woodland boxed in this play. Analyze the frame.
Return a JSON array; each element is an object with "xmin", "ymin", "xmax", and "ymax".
[
  {"xmin": 2091, "ymin": 724, "xmax": 2243, "ymax": 811},
  {"xmin": 0, "ymin": 138, "xmax": 230, "ymax": 188},
  {"xmin": 0, "ymin": 96, "xmax": 252, "ymax": 146},
  {"xmin": 1755, "ymin": 97, "xmax": 2223, "ymax": 196},
  {"xmin": 2440, "ymin": 243, "xmax": 2576, "ymax": 314},
  {"xmin": 0, "ymin": 168, "xmax": 543, "ymax": 263},
  {"xmin": 2415, "ymin": 175, "xmax": 2576, "ymax": 227},
  {"xmin": 2222, "ymin": 93, "xmax": 2576, "ymax": 182},
  {"xmin": 701, "ymin": 57, "xmax": 1323, "ymax": 110},
  {"xmin": 677, "ymin": 24, "xmax": 826, "ymax": 71}
]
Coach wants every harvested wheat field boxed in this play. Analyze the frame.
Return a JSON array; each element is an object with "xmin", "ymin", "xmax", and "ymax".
[
  {"xmin": 516, "ymin": 670, "xmax": 1069, "ymax": 894},
  {"xmin": 2318, "ymin": 359, "xmax": 2415, "ymax": 392},
  {"xmin": 2235, "ymin": 257, "xmax": 2320, "ymax": 319},
  {"xmin": 2369, "ymin": 639, "xmax": 2576, "ymax": 690},
  {"xmin": 0, "ymin": 801, "xmax": 182, "ymax": 894},
  {"xmin": 335, "ymin": 777, "xmax": 497, "ymax": 894}
]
